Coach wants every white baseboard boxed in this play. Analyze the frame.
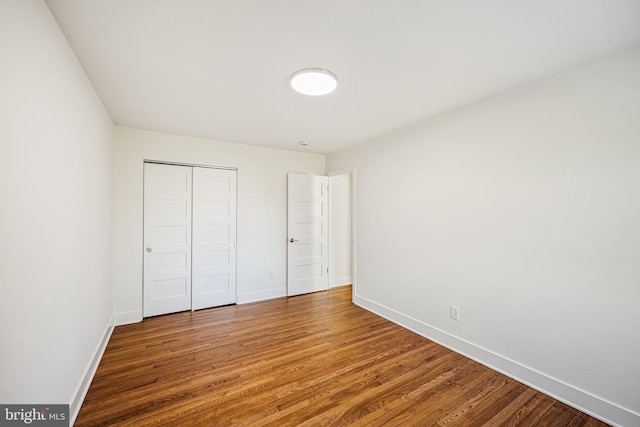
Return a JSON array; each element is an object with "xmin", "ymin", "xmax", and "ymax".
[
  {"xmin": 69, "ymin": 315, "xmax": 114, "ymax": 426},
  {"xmin": 330, "ymin": 276, "xmax": 352, "ymax": 288},
  {"xmin": 114, "ymin": 309, "xmax": 143, "ymax": 326},
  {"xmin": 237, "ymin": 287, "xmax": 286, "ymax": 304},
  {"xmin": 353, "ymin": 294, "xmax": 639, "ymax": 427}
]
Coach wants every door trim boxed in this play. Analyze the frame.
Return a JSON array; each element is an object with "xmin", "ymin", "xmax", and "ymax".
[{"xmin": 144, "ymin": 159, "xmax": 237, "ymax": 172}]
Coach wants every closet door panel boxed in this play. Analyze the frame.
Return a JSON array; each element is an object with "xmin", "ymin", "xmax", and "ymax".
[
  {"xmin": 143, "ymin": 163, "xmax": 192, "ymax": 317},
  {"xmin": 192, "ymin": 168, "xmax": 237, "ymax": 310}
]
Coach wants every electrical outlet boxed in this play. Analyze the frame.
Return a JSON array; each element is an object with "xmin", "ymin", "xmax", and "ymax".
[
  {"xmin": 450, "ymin": 305, "xmax": 460, "ymax": 321},
  {"xmin": 268, "ymin": 272, "xmax": 274, "ymax": 280}
]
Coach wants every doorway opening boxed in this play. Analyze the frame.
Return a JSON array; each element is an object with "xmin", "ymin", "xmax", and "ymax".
[
  {"xmin": 329, "ymin": 171, "xmax": 353, "ymax": 290},
  {"xmin": 285, "ymin": 167, "xmax": 356, "ymax": 299}
]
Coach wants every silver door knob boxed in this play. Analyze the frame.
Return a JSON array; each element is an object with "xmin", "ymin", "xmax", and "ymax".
[{"xmin": 145, "ymin": 247, "xmax": 152, "ymax": 253}]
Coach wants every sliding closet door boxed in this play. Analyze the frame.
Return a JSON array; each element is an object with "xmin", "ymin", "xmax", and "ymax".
[
  {"xmin": 192, "ymin": 168, "xmax": 237, "ymax": 310},
  {"xmin": 143, "ymin": 163, "xmax": 193, "ymax": 317}
]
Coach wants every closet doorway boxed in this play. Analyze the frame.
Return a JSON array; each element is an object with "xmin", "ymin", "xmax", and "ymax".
[{"xmin": 143, "ymin": 162, "xmax": 237, "ymax": 317}]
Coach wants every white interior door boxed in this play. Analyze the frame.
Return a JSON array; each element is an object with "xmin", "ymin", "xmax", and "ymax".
[
  {"xmin": 287, "ymin": 173, "xmax": 329, "ymax": 296},
  {"xmin": 192, "ymin": 168, "xmax": 237, "ymax": 310},
  {"xmin": 143, "ymin": 163, "xmax": 192, "ymax": 317}
]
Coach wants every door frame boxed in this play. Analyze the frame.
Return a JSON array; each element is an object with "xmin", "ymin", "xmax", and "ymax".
[
  {"xmin": 328, "ymin": 166, "xmax": 357, "ymax": 298},
  {"xmin": 144, "ymin": 159, "xmax": 237, "ymax": 172},
  {"xmin": 142, "ymin": 159, "xmax": 238, "ymax": 317}
]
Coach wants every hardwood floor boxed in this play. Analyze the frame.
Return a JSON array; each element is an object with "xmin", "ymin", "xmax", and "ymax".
[{"xmin": 76, "ymin": 286, "xmax": 608, "ymax": 426}]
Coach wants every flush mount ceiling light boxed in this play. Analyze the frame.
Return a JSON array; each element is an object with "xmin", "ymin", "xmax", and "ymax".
[{"xmin": 290, "ymin": 68, "xmax": 338, "ymax": 96}]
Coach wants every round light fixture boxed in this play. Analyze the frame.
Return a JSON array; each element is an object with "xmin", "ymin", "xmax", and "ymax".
[{"xmin": 290, "ymin": 68, "xmax": 338, "ymax": 96}]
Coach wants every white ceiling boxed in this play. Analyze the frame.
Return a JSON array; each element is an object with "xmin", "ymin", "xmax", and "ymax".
[{"xmin": 45, "ymin": 0, "xmax": 640, "ymax": 154}]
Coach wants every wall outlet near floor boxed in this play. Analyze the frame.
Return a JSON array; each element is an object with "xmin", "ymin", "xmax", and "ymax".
[
  {"xmin": 268, "ymin": 272, "xmax": 274, "ymax": 280},
  {"xmin": 450, "ymin": 305, "xmax": 460, "ymax": 321}
]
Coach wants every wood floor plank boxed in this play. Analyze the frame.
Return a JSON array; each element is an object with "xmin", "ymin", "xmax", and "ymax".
[{"xmin": 75, "ymin": 286, "xmax": 610, "ymax": 426}]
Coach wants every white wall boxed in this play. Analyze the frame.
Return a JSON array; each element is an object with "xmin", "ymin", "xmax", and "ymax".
[
  {"xmin": 328, "ymin": 47, "xmax": 640, "ymax": 426},
  {"xmin": 329, "ymin": 173, "xmax": 352, "ymax": 287},
  {"xmin": 112, "ymin": 126, "xmax": 325, "ymax": 322},
  {"xmin": 0, "ymin": 0, "xmax": 113, "ymax": 414}
]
